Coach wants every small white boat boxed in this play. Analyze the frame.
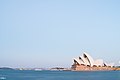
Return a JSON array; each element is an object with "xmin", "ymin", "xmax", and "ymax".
[{"xmin": 0, "ymin": 77, "xmax": 6, "ymax": 80}]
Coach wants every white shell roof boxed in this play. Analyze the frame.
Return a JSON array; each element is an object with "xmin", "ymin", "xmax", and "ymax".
[{"xmin": 73, "ymin": 52, "xmax": 114, "ymax": 67}]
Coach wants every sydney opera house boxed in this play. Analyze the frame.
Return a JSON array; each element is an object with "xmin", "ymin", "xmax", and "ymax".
[{"xmin": 71, "ymin": 52, "xmax": 115, "ymax": 71}]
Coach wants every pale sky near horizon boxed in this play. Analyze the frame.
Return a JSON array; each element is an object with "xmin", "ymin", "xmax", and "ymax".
[{"xmin": 0, "ymin": 0, "xmax": 120, "ymax": 68}]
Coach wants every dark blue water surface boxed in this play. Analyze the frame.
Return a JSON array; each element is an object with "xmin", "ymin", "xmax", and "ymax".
[{"xmin": 0, "ymin": 69, "xmax": 120, "ymax": 80}]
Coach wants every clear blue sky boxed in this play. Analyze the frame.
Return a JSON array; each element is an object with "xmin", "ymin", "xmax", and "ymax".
[{"xmin": 0, "ymin": 0, "xmax": 120, "ymax": 68}]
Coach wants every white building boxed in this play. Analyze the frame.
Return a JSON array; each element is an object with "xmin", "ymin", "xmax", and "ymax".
[{"xmin": 73, "ymin": 52, "xmax": 114, "ymax": 67}]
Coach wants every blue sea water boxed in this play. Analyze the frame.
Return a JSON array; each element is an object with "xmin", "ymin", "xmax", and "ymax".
[{"xmin": 0, "ymin": 69, "xmax": 120, "ymax": 80}]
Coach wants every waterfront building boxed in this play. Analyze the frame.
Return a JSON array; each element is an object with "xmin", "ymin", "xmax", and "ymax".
[{"xmin": 72, "ymin": 52, "xmax": 114, "ymax": 71}]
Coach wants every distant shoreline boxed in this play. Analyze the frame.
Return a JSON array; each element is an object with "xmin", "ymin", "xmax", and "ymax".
[{"xmin": 0, "ymin": 66, "xmax": 120, "ymax": 71}]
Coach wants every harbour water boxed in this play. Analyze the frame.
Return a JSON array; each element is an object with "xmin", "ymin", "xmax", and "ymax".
[{"xmin": 0, "ymin": 69, "xmax": 120, "ymax": 80}]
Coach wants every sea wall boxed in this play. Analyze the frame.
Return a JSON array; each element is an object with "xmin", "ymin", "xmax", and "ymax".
[{"xmin": 71, "ymin": 65, "xmax": 116, "ymax": 71}]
